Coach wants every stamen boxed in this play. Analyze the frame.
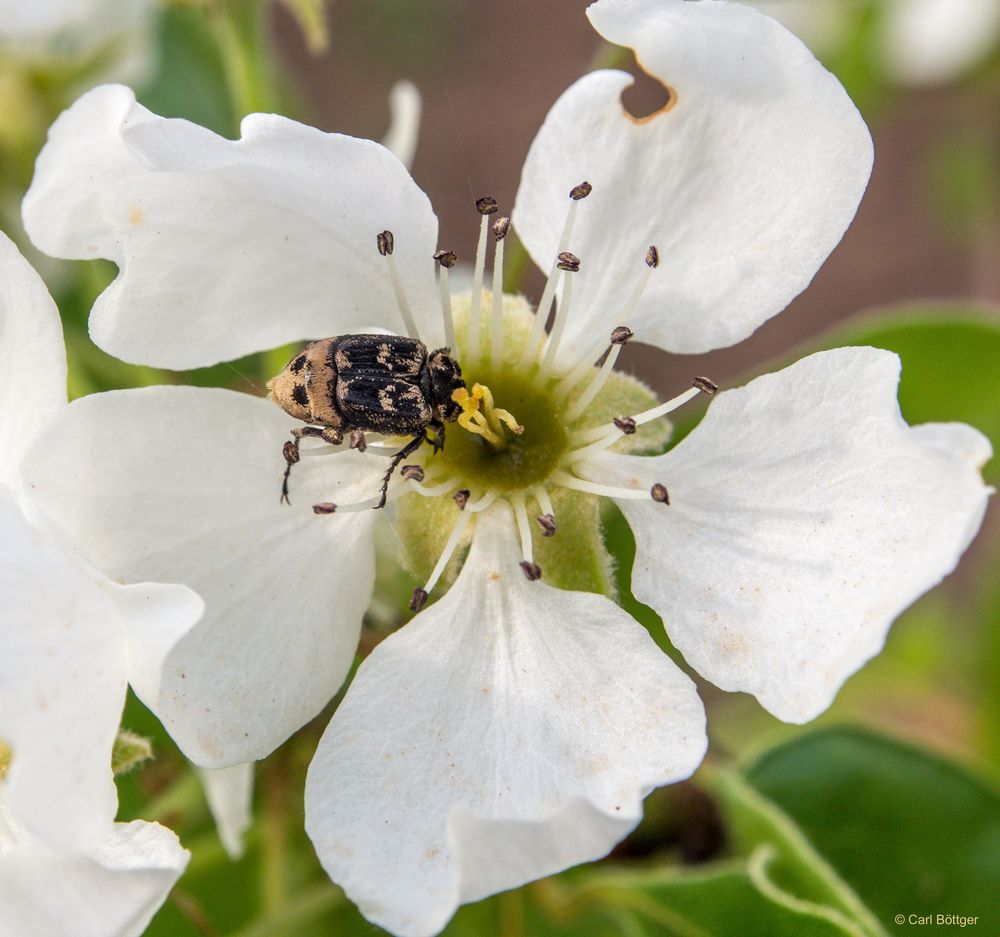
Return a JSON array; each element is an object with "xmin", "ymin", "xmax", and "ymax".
[
  {"xmin": 571, "ymin": 377, "xmax": 714, "ymax": 450},
  {"xmin": 563, "ymin": 325, "xmax": 633, "ymax": 422},
  {"xmin": 536, "ymin": 514, "xmax": 557, "ymax": 537},
  {"xmin": 434, "ymin": 249, "xmax": 458, "ymax": 351},
  {"xmin": 551, "ymin": 472, "xmax": 661, "ymax": 501},
  {"xmin": 490, "ymin": 216, "xmax": 509, "ymax": 370},
  {"xmin": 419, "ymin": 508, "xmax": 473, "ymax": 600},
  {"xmin": 553, "ymin": 334, "xmax": 612, "ymax": 399},
  {"xmin": 378, "ymin": 229, "xmax": 421, "ymax": 340},
  {"xmin": 513, "ymin": 494, "xmax": 542, "ymax": 581},
  {"xmin": 533, "ymin": 484, "xmax": 555, "ymax": 519},
  {"xmin": 520, "ymin": 182, "xmax": 591, "ymax": 367},
  {"xmin": 554, "ymin": 246, "xmax": 657, "ymax": 389},
  {"xmin": 650, "ymin": 483, "xmax": 670, "ymax": 504},
  {"xmin": 469, "ymin": 196, "xmax": 498, "ymax": 361},
  {"xmin": 535, "ymin": 259, "xmax": 578, "ymax": 383},
  {"xmin": 465, "ymin": 490, "xmax": 498, "ymax": 513},
  {"xmin": 408, "ymin": 477, "xmax": 463, "ymax": 498},
  {"xmin": 312, "ymin": 495, "xmax": 394, "ymax": 514}
]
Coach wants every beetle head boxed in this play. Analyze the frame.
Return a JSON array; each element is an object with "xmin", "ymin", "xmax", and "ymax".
[{"xmin": 426, "ymin": 348, "xmax": 465, "ymax": 423}]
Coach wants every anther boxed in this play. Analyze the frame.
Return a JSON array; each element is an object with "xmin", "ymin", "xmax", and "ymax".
[
  {"xmin": 313, "ymin": 502, "xmax": 337, "ymax": 514},
  {"xmin": 520, "ymin": 560, "xmax": 543, "ymax": 582},
  {"xmin": 569, "ymin": 181, "xmax": 593, "ymax": 200},
  {"xmin": 410, "ymin": 587, "xmax": 429, "ymax": 613},
  {"xmin": 536, "ymin": 514, "xmax": 557, "ymax": 537},
  {"xmin": 650, "ymin": 483, "xmax": 670, "ymax": 504},
  {"xmin": 453, "ymin": 489, "xmax": 471, "ymax": 510},
  {"xmin": 645, "ymin": 245, "xmax": 660, "ymax": 268},
  {"xmin": 349, "ymin": 430, "xmax": 367, "ymax": 452},
  {"xmin": 282, "ymin": 441, "xmax": 300, "ymax": 465},
  {"xmin": 610, "ymin": 326, "xmax": 634, "ymax": 345},
  {"xmin": 693, "ymin": 376, "xmax": 719, "ymax": 395},
  {"xmin": 613, "ymin": 416, "xmax": 637, "ymax": 435},
  {"xmin": 493, "ymin": 216, "xmax": 510, "ymax": 240},
  {"xmin": 376, "ymin": 230, "xmax": 394, "ymax": 256},
  {"xmin": 475, "ymin": 196, "xmax": 498, "ymax": 215},
  {"xmin": 401, "ymin": 464, "xmax": 425, "ymax": 482},
  {"xmin": 433, "ymin": 249, "xmax": 457, "ymax": 268},
  {"xmin": 557, "ymin": 251, "xmax": 581, "ymax": 272}
]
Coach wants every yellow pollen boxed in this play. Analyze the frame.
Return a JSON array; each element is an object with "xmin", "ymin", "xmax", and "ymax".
[{"xmin": 452, "ymin": 383, "xmax": 523, "ymax": 448}]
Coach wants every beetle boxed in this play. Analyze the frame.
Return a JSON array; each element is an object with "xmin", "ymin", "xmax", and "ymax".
[{"xmin": 268, "ymin": 334, "xmax": 466, "ymax": 508}]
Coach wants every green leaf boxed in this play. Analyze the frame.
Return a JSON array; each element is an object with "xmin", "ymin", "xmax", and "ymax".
[
  {"xmin": 744, "ymin": 727, "xmax": 1000, "ymax": 935},
  {"xmin": 578, "ymin": 851, "xmax": 866, "ymax": 937},
  {"xmin": 815, "ymin": 307, "xmax": 1000, "ymax": 483},
  {"xmin": 710, "ymin": 770, "xmax": 887, "ymax": 937}
]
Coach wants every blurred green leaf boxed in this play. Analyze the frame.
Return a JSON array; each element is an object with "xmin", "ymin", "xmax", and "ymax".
[
  {"xmin": 581, "ymin": 854, "xmax": 866, "ymax": 937},
  {"xmin": 742, "ymin": 726, "xmax": 1000, "ymax": 935}
]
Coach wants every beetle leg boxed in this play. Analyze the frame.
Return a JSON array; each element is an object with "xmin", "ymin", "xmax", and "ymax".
[
  {"xmin": 281, "ymin": 426, "xmax": 345, "ymax": 504},
  {"xmin": 426, "ymin": 422, "xmax": 446, "ymax": 454},
  {"xmin": 376, "ymin": 433, "xmax": 427, "ymax": 509}
]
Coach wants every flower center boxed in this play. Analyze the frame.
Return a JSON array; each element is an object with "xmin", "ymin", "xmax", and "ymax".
[{"xmin": 443, "ymin": 373, "xmax": 568, "ymax": 493}]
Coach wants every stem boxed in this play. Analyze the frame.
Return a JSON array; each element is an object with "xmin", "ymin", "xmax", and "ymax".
[
  {"xmin": 260, "ymin": 754, "xmax": 290, "ymax": 924},
  {"xmin": 211, "ymin": 0, "xmax": 276, "ymax": 119}
]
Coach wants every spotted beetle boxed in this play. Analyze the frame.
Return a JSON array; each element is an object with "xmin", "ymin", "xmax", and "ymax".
[{"xmin": 268, "ymin": 334, "xmax": 466, "ymax": 508}]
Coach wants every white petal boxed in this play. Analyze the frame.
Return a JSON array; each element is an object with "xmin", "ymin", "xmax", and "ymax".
[
  {"xmin": 512, "ymin": 0, "xmax": 873, "ymax": 360},
  {"xmin": 0, "ymin": 493, "xmax": 124, "ymax": 851},
  {"xmin": 199, "ymin": 762, "xmax": 254, "ymax": 860},
  {"xmin": 579, "ymin": 347, "xmax": 992, "ymax": 722},
  {"xmin": 20, "ymin": 386, "xmax": 378, "ymax": 765},
  {"xmin": 382, "ymin": 80, "xmax": 422, "ymax": 171},
  {"xmin": 306, "ymin": 503, "xmax": 706, "ymax": 937},
  {"xmin": 882, "ymin": 0, "xmax": 1000, "ymax": 85},
  {"xmin": 23, "ymin": 84, "xmax": 442, "ymax": 369},
  {"xmin": 105, "ymin": 580, "xmax": 205, "ymax": 704},
  {"xmin": 0, "ymin": 231, "xmax": 66, "ymax": 487},
  {"xmin": 0, "ymin": 808, "xmax": 188, "ymax": 937}
]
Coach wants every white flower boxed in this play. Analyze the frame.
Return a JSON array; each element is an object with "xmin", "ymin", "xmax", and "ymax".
[
  {"xmin": 0, "ymin": 232, "xmax": 199, "ymax": 936},
  {"xmin": 19, "ymin": 1, "xmax": 992, "ymax": 935},
  {"xmin": 751, "ymin": 0, "xmax": 1000, "ymax": 85}
]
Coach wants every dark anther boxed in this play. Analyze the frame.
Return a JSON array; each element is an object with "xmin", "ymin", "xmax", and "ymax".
[
  {"xmin": 313, "ymin": 502, "xmax": 338, "ymax": 514},
  {"xmin": 645, "ymin": 245, "xmax": 660, "ymax": 268},
  {"xmin": 650, "ymin": 483, "xmax": 670, "ymax": 504},
  {"xmin": 475, "ymin": 196, "xmax": 499, "ymax": 215},
  {"xmin": 613, "ymin": 416, "xmax": 637, "ymax": 435},
  {"xmin": 520, "ymin": 560, "xmax": 543, "ymax": 581},
  {"xmin": 282, "ymin": 441, "xmax": 300, "ymax": 465},
  {"xmin": 349, "ymin": 430, "xmax": 367, "ymax": 452},
  {"xmin": 493, "ymin": 216, "xmax": 510, "ymax": 240},
  {"xmin": 693, "ymin": 376, "xmax": 719, "ymax": 396},
  {"xmin": 453, "ymin": 489, "xmax": 471, "ymax": 510},
  {"xmin": 611, "ymin": 326, "xmax": 634, "ymax": 345},
  {"xmin": 557, "ymin": 251, "xmax": 581, "ymax": 272},
  {"xmin": 536, "ymin": 514, "xmax": 557, "ymax": 537},
  {"xmin": 569, "ymin": 181, "xmax": 593, "ymax": 200},
  {"xmin": 410, "ymin": 587, "xmax": 429, "ymax": 612},
  {"xmin": 376, "ymin": 230, "xmax": 394, "ymax": 256},
  {"xmin": 401, "ymin": 464, "xmax": 425, "ymax": 482},
  {"xmin": 433, "ymin": 249, "xmax": 457, "ymax": 268}
]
